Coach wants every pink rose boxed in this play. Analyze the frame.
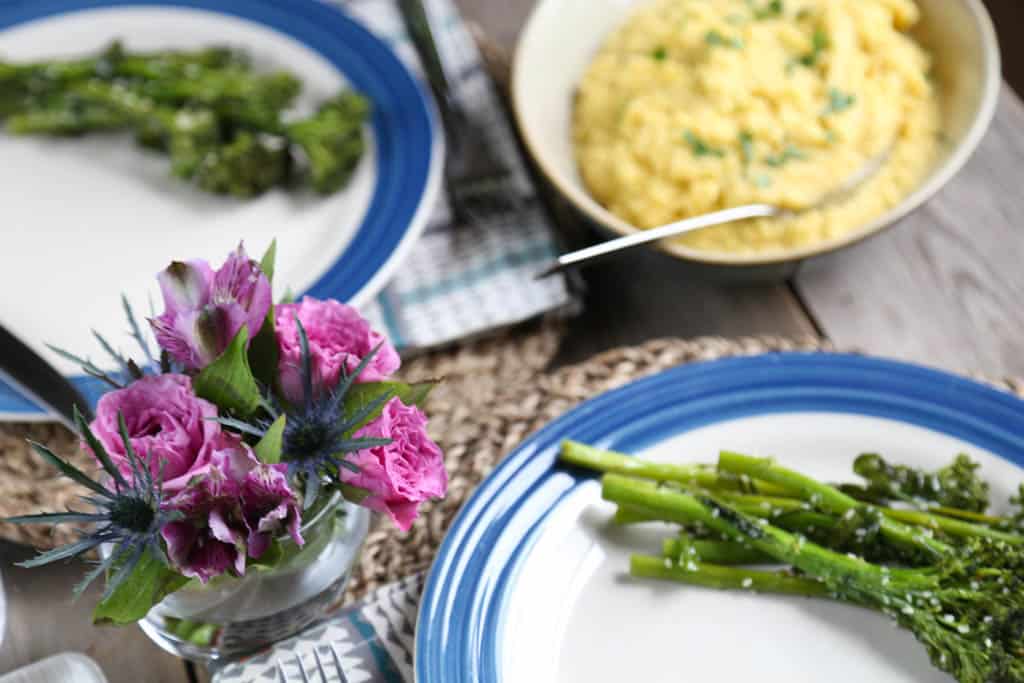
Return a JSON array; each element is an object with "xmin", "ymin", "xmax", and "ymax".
[
  {"xmin": 162, "ymin": 438, "xmax": 301, "ymax": 582},
  {"xmin": 88, "ymin": 374, "xmax": 221, "ymax": 493},
  {"xmin": 344, "ymin": 398, "xmax": 447, "ymax": 531},
  {"xmin": 150, "ymin": 243, "xmax": 271, "ymax": 371},
  {"xmin": 275, "ymin": 297, "xmax": 400, "ymax": 403}
]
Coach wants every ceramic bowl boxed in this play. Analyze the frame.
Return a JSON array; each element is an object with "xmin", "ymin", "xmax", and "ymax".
[{"xmin": 512, "ymin": 0, "xmax": 1001, "ymax": 281}]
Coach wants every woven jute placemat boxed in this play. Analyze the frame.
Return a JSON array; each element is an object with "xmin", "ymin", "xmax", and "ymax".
[{"xmin": 4, "ymin": 323, "xmax": 1022, "ymax": 603}]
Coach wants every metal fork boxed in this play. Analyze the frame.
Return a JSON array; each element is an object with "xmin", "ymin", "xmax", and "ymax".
[
  {"xmin": 275, "ymin": 643, "xmax": 349, "ymax": 682},
  {"xmin": 397, "ymin": 0, "xmax": 525, "ymax": 225}
]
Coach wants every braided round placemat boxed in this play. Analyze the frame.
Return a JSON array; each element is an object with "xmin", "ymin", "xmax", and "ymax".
[{"xmin": 4, "ymin": 324, "xmax": 1022, "ymax": 604}]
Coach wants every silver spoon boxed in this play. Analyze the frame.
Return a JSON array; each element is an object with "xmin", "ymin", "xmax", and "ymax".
[{"xmin": 536, "ymin": 144, "xmax": 893, "ymax": 278}]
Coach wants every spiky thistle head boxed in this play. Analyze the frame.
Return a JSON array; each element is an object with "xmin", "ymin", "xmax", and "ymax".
[
  {"xmin": 231, "ymin": 317, "xmax": 391, "ymax": 509},
  {"xmin": 7, "ymin": 407, "xmax": 180, "ymax": 599}
]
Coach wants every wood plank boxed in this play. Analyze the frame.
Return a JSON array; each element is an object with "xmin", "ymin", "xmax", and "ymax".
[
  {"xmin": 0, "ymin": 541, "xmax": 189, "ymax": 681},
  {"xmin": 796, "ymin": 86, "xmax": 1024, "ymax": 377}
]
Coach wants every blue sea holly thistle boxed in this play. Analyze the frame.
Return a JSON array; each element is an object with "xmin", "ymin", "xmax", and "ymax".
[
  {"xmin": 7, "ymin": 409, "xmax": 181, "ymax": 600},
  {"xmin": 230, "ymin": 317, "xmax": 427, "ymax": 509}
]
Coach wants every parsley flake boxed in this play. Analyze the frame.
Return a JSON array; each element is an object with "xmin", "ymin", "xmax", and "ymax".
[
  {"xmin": 763, "ymin": 144, "xmax": 807, "ymax": 167},
  {"xmin": 652, "ymin": 46, "xmax": 668, "ymax": 61},
  {"xmin": 684, "ymin": 130, "xmax": 726, "ymax": 158},
  {"xmin": 705, "ymin": 30, "xmax": 744, "ymax": 50},
  {"xmin": 824, "ymin": 88, "xmax": 856, "ymax": 115}
]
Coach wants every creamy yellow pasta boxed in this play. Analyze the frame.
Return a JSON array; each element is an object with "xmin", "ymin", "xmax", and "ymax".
[{"xmin": 573, "ymin": 0, "xmax": 941, "ymax": 254}]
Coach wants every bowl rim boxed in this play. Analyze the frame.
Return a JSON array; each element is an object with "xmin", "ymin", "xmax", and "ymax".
[{"xmin": 511, "ymin": 0, "xmax": 1002, "ymax": 267}]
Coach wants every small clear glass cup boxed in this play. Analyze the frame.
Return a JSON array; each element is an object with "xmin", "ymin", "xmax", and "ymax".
[{"xmin": 135, "ymin": 493, "xmax": 369, "ymax": 665}]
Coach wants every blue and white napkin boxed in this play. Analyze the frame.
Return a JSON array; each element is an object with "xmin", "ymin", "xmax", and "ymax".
[
  {"xmin": 213, "ymin": 575, "xmax": 423, "ymax": 682},
  {"xmin": 341, "ymin": 0, "xmax": 576, "ymax": 353}
]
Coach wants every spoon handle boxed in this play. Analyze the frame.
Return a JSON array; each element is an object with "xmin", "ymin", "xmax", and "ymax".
[{"xmin": 536, "ymin": 203, "xmax": 778, "ymax": 278}]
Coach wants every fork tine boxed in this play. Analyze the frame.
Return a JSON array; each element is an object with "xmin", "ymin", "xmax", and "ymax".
[
  {"xmin": 313, "ymin": 648, "xmax": 328, "ymax": 682},
  {"xmin": 295, "ymin": 652, "xmax": 311, "ymax": 683},
  {"xmin": 276, "ymin": 659, "xmax": 288, "ymax": 683},
  {"xmin": 329, "ymin": 642, "xmax": 350, "ymax": 683}
]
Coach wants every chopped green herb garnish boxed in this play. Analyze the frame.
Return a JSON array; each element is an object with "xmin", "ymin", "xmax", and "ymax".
[
  {"xmin": 652, "ymin": 46, "xmax": 668, "ymax": 61},
  {"xmin": 753, "ymin": 0, "xmax": 784, "ymax": 19},
  {"xmin": 684, "ymin": 130, "xmax": 726, "ymax": 158},
  {"xmin": 752, "ymin": 173, "xmax": 773, "ymax": 188},
  {"xmin": 726, "ymin": 14, "xmax": 747, "ymax": 25},
  {"xmin": 824, "ymin": 88, "xmax": 856, "ymax": 115},
  {"xmin": 739, "ymin": 131, "xmax": 755, "ymax": 165},
  {"xmin": 763, "ymin": 144, "xmax": 807, "ymax": 167},
  {"xmin": 798, "ymin": 28, "xmax": 830, "ymax": 66},
  {"xmin": 705, "ymin": 31, "xmax": 744, "ymax": 50},
  {"xmin": 796, "ymin": 8, "xmax": 812, "ymax": 20}
]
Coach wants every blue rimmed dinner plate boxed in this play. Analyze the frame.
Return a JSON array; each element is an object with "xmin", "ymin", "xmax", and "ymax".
[
  {"xmin": 0, "ymin": 0, "xmax": 442, "ymax": 418},
  {"xmin": 416, "ymin": 353, "xmax": 1024, "ymax": 683}
]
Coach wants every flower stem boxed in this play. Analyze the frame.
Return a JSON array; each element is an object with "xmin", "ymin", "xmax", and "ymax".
[{"xmin": 631, "ymin": 554, "xmax": 831, "ymax": 597}]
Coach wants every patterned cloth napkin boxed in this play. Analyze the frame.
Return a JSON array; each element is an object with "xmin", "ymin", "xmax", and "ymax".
[
  {"xmin": 343, "ymin": 0, "xmax": 575, "ymax": 353},
  {"xmin": 213, "ymin": 575, "xmax": 423, "ymax": 682}
]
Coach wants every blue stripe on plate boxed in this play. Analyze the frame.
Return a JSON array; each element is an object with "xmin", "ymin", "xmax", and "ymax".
[
  {"xmin": 415, "ymin": 352, "xmax": 1024, "ymax": 682},
  {"xmin": 0, "ymin": 0, "xmax": 436, "ymax": 416}
]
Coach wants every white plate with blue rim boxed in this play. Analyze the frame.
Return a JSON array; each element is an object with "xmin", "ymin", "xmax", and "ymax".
[
  {"xmin": 0, "ymin": 0, "xmax": 442, "ymax": 418},
  {"xmin": 416, "ymin": 353, "xmax": 1024, "ymax": 683}
]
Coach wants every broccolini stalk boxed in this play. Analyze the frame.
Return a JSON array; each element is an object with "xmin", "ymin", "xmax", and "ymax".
[
  {"xmin": 191, "ymin": 131, "xmax": 290, "ymax": 198},
  {"xmin": 717, "ymin": 451, "xmax": 952, "ymax": 559},
  {"xmin": 285, "ymin": 91, "xmax": 369, "ymax": 194},
  {"xmin": 662, "ymin": 535, "xmax": 772, "ymax": 565},
  {"xmin": 5, "ymin": 93, "xmax": 127, "ymax": 135},
  {"xmin": 604, "ymin": 474, "xmax": 1024, "ymax": 683},
  {"xmin": 854, "ymin": 453, "xmax": 990, "ymax": 513},
  {"xmin": 632, "ymin": 554, "xmax": 830, "ymax": 597},
  {"xmin": 560, "ymin": 441, "xmax": 790, "ymax": 495},
  {"xmin": 714, "ymin": 492, "xmax": 1023, "ymax": 545},
  {"xmin": 0, "ymin": 41, "xmax": 244, "ymax": 89}
]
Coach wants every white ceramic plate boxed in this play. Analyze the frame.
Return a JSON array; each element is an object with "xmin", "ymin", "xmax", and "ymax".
[
  {"xmin": 0, "ymin": 0, "xmax": 442, "ymax": 417},
  {"xmin": 417, "ymin": 353, "xmax": 1024, "ymax": 682}
]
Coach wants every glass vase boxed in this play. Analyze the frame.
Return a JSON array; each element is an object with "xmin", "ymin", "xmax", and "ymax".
[{"xmin": 137, "ymin": 494, "xmax": 369, "ymax": 664}]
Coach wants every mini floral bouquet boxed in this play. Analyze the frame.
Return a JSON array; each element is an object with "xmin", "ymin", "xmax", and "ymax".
[{"xmin": 10, "ymin": 242, "xmax": 446, "ymax": 628}]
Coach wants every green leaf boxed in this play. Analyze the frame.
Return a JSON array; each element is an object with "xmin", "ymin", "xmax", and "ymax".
[
  {"xmin": 247, "ymin": 308, "xmax": 279, "ymax": 388},
  {"xmin": 339, "ymin": 482, "xmax": 369, "ymax": 504},
  {"xmin": 343, "ymin": 380, "xmax": 436, "ymax": 433},
  {"xmin": 193, "ymin": 326, "xmax": 261, "ymax": 416},
  {"xmin": 93, "ymin": 548, "xmax": 188, "ymax": 626},
  {"xmin": 255, "ymin": 415, "xmax": 286, "ymax": 464},
  {"xmin": 259, "ymin": 239, "xmax": 277, "ymax": 283}
]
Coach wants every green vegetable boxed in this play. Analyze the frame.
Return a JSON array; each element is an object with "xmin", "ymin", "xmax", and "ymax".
[
  {"xmin": 824, "ymin": 87, "xmax": 857, "ymax": 115},
  {"xmin": 0, "ymin": 40, "xmax": 367, "ymax": 197},
  {"xmin": 798, "ymin": 28, "xmax": 830, "ymax": 67},
  {"xmin": 632, "ymin": 554, "xmax": 829, "ymax": 597},
  {"xmin": 603, "ymin": 475, "xmax": 1024, "ymax": 683},
  {"xmin": 705, "ymin": 31, "xmax": 744, "ymax": 50},
  {"xmin": 652, "ymin": 46, "xmax": 668, "ymax": 61},
  {"xmin": 739, "ymin": 131, "xmax": 755, "ymax": 165},
  {"xmin": 684, "ymin": 130, "xmax": 726, "ymax": 158},
  {"xmin": 752, "ymin": 0, "xmax": 785, "ymax": 20},
  {"xmin": 286, "ymin": 91, "xmax": 369, "ymax": 194},
  {"xmin": 763, "ymin": 144, "xmax": 807, "ymax": 167},
  {"xmin": 854, "ymin": 453, "xmax": 990, "ymax": 513}
]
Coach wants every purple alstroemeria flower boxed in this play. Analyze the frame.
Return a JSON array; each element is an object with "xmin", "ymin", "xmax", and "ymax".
[
  {"xmin": 239, "ymin": 462, "xmax": 303, "ymax": 558},
  {"xmin": 161, "ymin": 460, "xmax": 248, "ymax": 583},
  {"xmin": 161, "ymin": 436, "xmax": 302, "ymax": 582},
  {"xmin": 150, "ymin": 244, "xmax": 272, "ymax": 371}
]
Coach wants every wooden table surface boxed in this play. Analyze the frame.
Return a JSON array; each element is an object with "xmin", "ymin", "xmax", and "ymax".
[{"xmin": 2, "ymin": 1, "xmax": 1023, "ymax": 681}]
